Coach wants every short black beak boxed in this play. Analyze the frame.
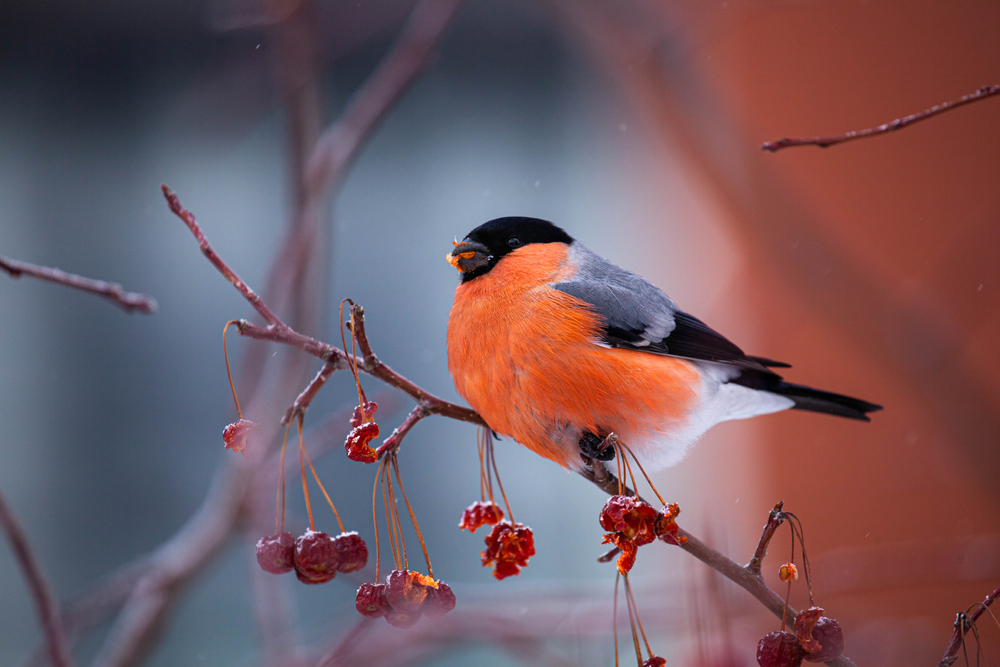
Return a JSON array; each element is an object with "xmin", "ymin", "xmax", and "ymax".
[{"xmin": 446, "ymin": 240, "xmax": 491, "ymax": 274}]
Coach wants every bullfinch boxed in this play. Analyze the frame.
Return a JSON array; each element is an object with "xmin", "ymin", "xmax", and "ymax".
[{"xmin": 446, "ymin": 217, "xmax": 881, "ymax": 472}]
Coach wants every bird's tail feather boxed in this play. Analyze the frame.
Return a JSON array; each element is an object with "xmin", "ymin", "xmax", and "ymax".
[{"xmin": 770, "ymin": 381, "xmax": 882, "ymax": 421}]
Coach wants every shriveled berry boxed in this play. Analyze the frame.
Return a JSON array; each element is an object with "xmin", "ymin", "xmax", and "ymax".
[
  {"xmin": 643, "ymin": 657, "xmax": 666, "ymax": 667},
  {"xmin": 602, "ymin": 532, "xmax": 638, "ymax": 575},
  {"xmin": 599, "ymin": 495, "xmax": 657, "ymax": 546},
  {"xmin": 779, "ymin": 562, "xmax": 799, "ymax": 582},
  {"xmin": 293, "ymin": 530, "xmax": 340, "ymax": 585},
  {"xmin": 256, "ymin": 532, "xmax": 295, "ymax": 574},
  {"xmin": 333, "ymin": 532, "xmax": 368, "ymax": 573},
  {"xmin": 481, "ymin": 522, "xmax": 535, "ymax": 580},
  {"xmin": 757, "ymin": 631, "xmax": 805, "ymax": 667},
  {"xmin": 350, "ymin": 401, "xmax": 378, "ymax": 428},
  {"xmin": 655, "ymin": 503, "xmax": 687, "ymax": 546},
  {"xmin": 793, "ymin": 607, "xmax": 824, "ymax": 653},
  {"xmin": 223, "ymin": 419, "xmax": 257, "ymax": 455},
  {"xmin": 384, "ymin": 607, "xmax": 420, "ymax": 628},
  {"xmin": 422, "ymin": 581, "xmax": 456, "ymax": 617},
  {"xmin": 802, "ymin": 617, "xmax": 844, "ymax": 662},
  {"xmin": 355, "ymin": 582, "xmax": 389, "ymax": 618},
  {"xmin": 385, "ymin": 569, "xmax": 431, "ymax": 612},
  {"xmin": 458, "ymin": 501, "xmax": 504, "ymax": 533},
  {"xmin": 345, "ymin": 422, "xmax": 379, "ymax": 463}
]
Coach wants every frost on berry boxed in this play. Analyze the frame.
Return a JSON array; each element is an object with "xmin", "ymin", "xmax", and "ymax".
[
  {"xmin": 601, "ymin": 532, "xmax": 638, "ymax": 575},
  {"xmin": 355, "ymin": 582, "xmax": 389, "ymax": 618},
  {"xmin": 779, "ymin": 562, "xmax": 799, "ymax": 583},
  {"xmin": 385, "ymin": 569, "xmax": 432, "ymax": 613},
  {"xmin": 654, "ymin": 503, "xmax": 686, "ymax": 546},
  {"xmin": 422, "ymin": 581, "xmax": 457, "ymax": 617},
  {"xmin": 599, "ymin": 496, "xmax": 657, "ymax": 546},
  {"xmin": 293, "ymin": 530, "xmax": 340, "ymax": 585},
  {"xmin": 345, "ymin": 422, "xmax": 380, "ymax": 463},
  {"xmin": 459, "ymin": 501, "xmax": 504, "ymax": 533},
  {"xmin": 480, "ymin": 521, "xmax": 535, "ymax": 580},
  {"xmin": 797, "ymin": 612, "xmax": 844, "ymax": 662},
  {"xmin": 643, "ymin": 657, "xmax": 667, "ymax": 667},
  {"xmin": 256, "ymin": 532, "xmax": 294, "ymax": 575},
  {"xmin": 333, "ymin": 532, "xmax": 368, "ymax": 573},
  {"xmin": 223, "ymin": 419, "xmax": 257, "ymax": 455},
  {"xmin": 757, "ymin": 631, "xmax": 806, "ymax": 667},
  {"xmin": 350, "ymin": 401, "xmax": 378, "ymax": 429}
]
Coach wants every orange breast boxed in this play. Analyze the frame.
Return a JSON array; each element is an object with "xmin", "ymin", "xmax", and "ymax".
[{"xmin": 447, "ymin": 244, "xmax": 701, "ymax": 470}]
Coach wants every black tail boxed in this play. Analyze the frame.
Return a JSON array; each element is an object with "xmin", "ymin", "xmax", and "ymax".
[{"xmin": 731, "ymin": 370, "xmax": 882, "ymax": 421}]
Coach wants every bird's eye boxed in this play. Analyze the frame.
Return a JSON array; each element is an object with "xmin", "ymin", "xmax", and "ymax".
[{"xmin": 508, "ymin": 237, "xmax": 522, "ymax": 248}]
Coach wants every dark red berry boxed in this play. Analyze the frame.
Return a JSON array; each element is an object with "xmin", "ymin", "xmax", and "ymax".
[
  {"xmin": 333, "ymin": 532, "xmax": 368, "ymax": 573},
  {"xmin": 345, "ymin": 422, "xmax": 380, "ymax": 463},
  {"xmin": 293, "ymin": 530, "xmax": 340, "ymax": 585},
  {"xmin": 384, "ymin": 607, "xmax": 420, "ymax": 628},
  {"xmin": 350, "ymin": 401, "xmax": 378, "ymax": 429},
  {"xmin": 355, "ymin": 583, "xmax": 389, "ymax": 618},
  {"xmin": 802, "ymin": 617, "xmax": 844, "ymax": 662},
  {"xmin": 422, "ymin": 581, "xmax": 456, "ymax": 617},
  {"xmin": 223, "ymin": 419, "xmax": 257, "ymax": 455},
  {"xmin": 643, "ymin": 657, "xmax": 666, "ymax": 667},
  {"xmin": 599, "ymin": 495, "xmax": 657, "ymax": 546},
  {"xmin": 385, "ymin": 569, "xmax": 431, "ymax": 612},
  {"xmin": 757, "ymin": 631, "xmax": 806, "ymax": 667},
  {"xmin": 256, "ymin": 532, "xmax": 295, "ymax": 574},
  {"xmin": 459, "ymin": 501, "xmax": 504, "ymax": 532}
]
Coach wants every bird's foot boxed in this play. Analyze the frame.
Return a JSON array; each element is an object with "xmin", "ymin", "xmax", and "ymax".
[{"xmin": 580, "ymin": 431, "xmax": 617, "ymax": 462}]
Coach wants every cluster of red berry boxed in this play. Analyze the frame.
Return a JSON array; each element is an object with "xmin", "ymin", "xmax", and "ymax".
[
  {"xmin": 480, "ymin": 521, "xmax": 536, "ymax": 580},
  {"xmin": 355, "ymin": 569, "xmax": 456, "ymax": 627},
  {"xmin": 599, "ymin": 495, "xmax": 686, "ymax": 575},
  {"xmin": 256, "ymin": 530, "xmax": 368, "ymax": 583}
]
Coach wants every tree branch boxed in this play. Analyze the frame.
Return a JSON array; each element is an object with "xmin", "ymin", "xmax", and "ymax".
[
  {"xmin": 938, "ymin": 585, "xmax": 1000, "ymax": 667},
  {"xmin": 747, "ymin": 501, "xmax": 786, "ymax": 576},
  {"xmin": 762, "ymin": 84, "xmax": 1000, "ymax": 152},
  {"xmin": 0, "ymin": 254, "xmax": 157, "ymax": 314},
  {"xmin": 0, "ymin": 485, "xmax": 74, "ymax": 667}
]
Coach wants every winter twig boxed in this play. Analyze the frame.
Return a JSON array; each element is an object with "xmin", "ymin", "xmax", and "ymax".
[
  {"xmin": 0, "ymin": 254, "xmax": 156, "ymax": 314},
  {"xmin": 938, "ymin": 585, "xmax": 1000, "ymax": 667},
  {"xmin": 0, "ymin": 485, "xmax": 74, "ymax": 667},
  {"xmin": 761, "ymin": 84, "xmax": 1000, "ymax": 152},
  {"xmin": 747, "ymin": 501, "xmax": 786, "ymax": 576}
]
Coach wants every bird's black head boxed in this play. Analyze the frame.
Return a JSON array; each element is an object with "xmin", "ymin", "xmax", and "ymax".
[{"xmin": 446, "ymin": 217, "xmax": 574, "ymax": 282}]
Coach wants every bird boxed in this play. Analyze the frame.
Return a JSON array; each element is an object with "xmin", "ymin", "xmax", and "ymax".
[{"xmin": 445, "ymin": 217, "xmax": 881, "ymax": 472}]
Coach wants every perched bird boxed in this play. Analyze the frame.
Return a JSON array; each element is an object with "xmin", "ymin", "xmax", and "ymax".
[{"xmin": 446, "ymin": 217, "xmax": 881, "ymax": 472}]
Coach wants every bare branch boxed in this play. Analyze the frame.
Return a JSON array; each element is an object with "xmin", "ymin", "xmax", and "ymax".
[
  {"xmin": 747, "ymin": 501, "xmax": 786, "ymax": 576},
  {"xmin": 376, "ymin": 405, "xmax": 429, "ymax": 457},
  {"xmin": 0, "ymin": 254, "xmax": 156, "ymax": 314},
  {"xmin": 282, "ymin": 360, "xmax": 340, "ymax": 425},
  {"xmin": 762, "ymin": 84, "xmax": 1000, "ymax": 152},
  {"xmin": 0, "ymin": 485, "xmax": 74, "ymax": 667},
  {"xmin": 938, "ymin": 585, "xmax": 1000, "ymax": 667}
]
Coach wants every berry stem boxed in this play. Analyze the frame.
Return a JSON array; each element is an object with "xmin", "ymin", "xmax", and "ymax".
[
  {"xmin": 625, "ymin": 573, "xmax": 654, "ymax": 658},
  {"xmin": 620, "ymin": 441, "xmax": 666, "ymax": 507},
  {"xmin": 390, "ymin": 456, "xmax": 433, "ymax": 579},
  {"xmin": 299, "ymin": 417, "xmax": 345, "ymax": 533},
  {"xmin": 371, "ymin": 461, "xmax": 382, "ymax": 582},
  {"xmin": 613, "ymin": 574, "xmax": 621, "ymax": 667},
  {"xmin": 222, "ymin": 320, "xmax": 244, "ymax": 420},
  {"xmin": 276, "ymin": 421, "xmax": 292, "ymax": 534},
  {"xmin": 487, "ymin": 436, "xmax": 513, "ymax": 522},
  {"xmin": 624, "ymin": 574, "xmax": 643, "ymax": 665},
  {"xmin": 298, "ymin": 426, "xmax": 315, "ymax": 532}
]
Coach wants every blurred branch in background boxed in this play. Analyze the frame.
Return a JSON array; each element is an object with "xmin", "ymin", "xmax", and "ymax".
[
  {"xmin": 0, "ymin": 487, "xmax": 74, "ymax": 667},
  {"xmin": 938, "ymin": 585, "xmax": 1000, "ymax": 667},
  {"xmin": 761, "ymin": 84, "xmax": 1000, "ymax": 152},
  {"xmin": 0, "ymin": 254, "xmax": 157, "ymax": 314}
]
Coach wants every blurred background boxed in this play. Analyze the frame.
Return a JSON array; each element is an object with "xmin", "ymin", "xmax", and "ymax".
[{"xmin": 1, "ymin": 0, "xmax": 998, "ymax": 665}]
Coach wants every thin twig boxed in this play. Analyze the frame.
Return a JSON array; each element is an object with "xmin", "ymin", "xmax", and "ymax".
[
  {"xmin": 0, "ymin": 254, "xmax": 156, "ymax": 314},
  {"xmin": 377, "ymin": 405, "xmax": 429, "ymax": 456},
  {"xmin": 938, "ymin": 585, "xmax": 1000, "ymax": 667},
  {"xmin": 761, "ymin": 84, "xmax": 1000, "ymax": 152},
  {"xmin": 747, "ymin": 501, "xmax": 786, "ymax": 576},
  {"xmin": 282, "ymin": 360, "xmax": 339, "ymax": 425},
  {"xmin": 0, "ymin": 485, "xmax": 74, "ymax": 667}
]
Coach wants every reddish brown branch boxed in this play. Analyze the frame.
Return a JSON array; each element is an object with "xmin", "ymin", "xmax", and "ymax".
[
  {"xmin": 0, "ymin": 486, "xmax": 74, "ymax": 667},
  {"xmin": 376, "ymin": 405, "xmax": 429, "ymax": 456},
  {"xmin": 0, "ymin": 254, "xmax": 156, "ymax": 314},
  {"xmin": 762, "ymin": 84, "xmax": 1000, "ymax": 152},
  {"xmin": 282, "ymin": 360, "xmax": 340, "ymax": 425},
  {"xmin": 747, "ymin": 501, "xmax": 786, "ymax": 576},
  {"xmin": 938, "ymin": 585, "xmax": 1000, "ymax": 667}
]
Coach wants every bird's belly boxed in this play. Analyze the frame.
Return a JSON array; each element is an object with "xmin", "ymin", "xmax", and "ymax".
[{"xmin": 448, "ymin": 282, "xmax": 702, "ymax": 470}]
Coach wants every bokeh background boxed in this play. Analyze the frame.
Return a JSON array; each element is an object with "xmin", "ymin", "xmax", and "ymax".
[{"xmin": 1, "ymin": 1, "xmax": 998, "ymax": 665}]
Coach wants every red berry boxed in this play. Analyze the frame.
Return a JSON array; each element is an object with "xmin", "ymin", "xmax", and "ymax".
[
  {"xmin": 802, "ymin": 617, "xmax": 844, "ymax": 662},
  {"xmin": 654, "ymin": 503, "xmax": 686, "ymax": 546},
  {"xmin": 643, "ymin": 657, "xmax": 666, "ymax": 667},
  {"xmin": 355, "ymin": 582, "xmax": 389, "ymax": 618},
  {"xmin": 333, "ymin": 532, "xmax": 368, "ymax": 573},
  {"xmin": 599, "ymin": 495, "xmax": 657, "ymax": 546},
  {"xmin": 255, "ymin": 532, "xmax": 294, "ymax": 574},
  {"xmin": 422, "ymin": 581, "xmax": 456, "ymax": 617},
  {"xmin": 223, "ymin": 419, "xmax": 257, "ymax": 455},
  {"xmin": 384, "ymin": 607, "xmax": 420, "ymax": 628},
  {"xmin": 293, "ymin": 530, "xmax": 340, "ymax": 585},
  {"xmin": 345, "ymin": 422, "xmax": 380, "ymax": 463},
  {"xmin": 757, "ymin": 631, "xmax": 806, "ymax": 667},
  {"xmin": 480, "ymin": 521, "xmax": 535, "ymax": 579},
  {"xmin": 385, "ymin": 569, "xmax": 430, "ymax": 612},
  {"xmin": 350, "ymin": 401, "xmax": 378, "ymax": 428},
  {"xmin": 458, "ymin": 501, "xmax": 504, "ymax": 532}
]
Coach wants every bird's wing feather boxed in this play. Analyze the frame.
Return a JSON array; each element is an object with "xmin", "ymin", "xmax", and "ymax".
[{"xmin": 553, "ymin": 244, "xmax": 776, "ymax": 372}]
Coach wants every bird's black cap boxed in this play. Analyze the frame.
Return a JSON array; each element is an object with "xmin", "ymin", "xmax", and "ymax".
[{"xmin": 452, "ymin": 217, "xmax": 573, "ymax": 282}]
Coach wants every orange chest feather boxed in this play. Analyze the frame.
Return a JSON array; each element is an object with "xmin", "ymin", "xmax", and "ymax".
[{"xmin": 446, "ymin": 244, "xmax": 700, "ymax": 468}]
